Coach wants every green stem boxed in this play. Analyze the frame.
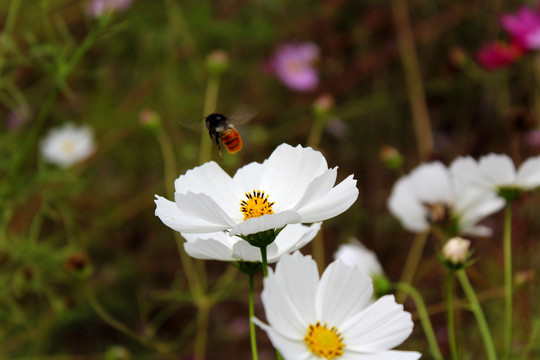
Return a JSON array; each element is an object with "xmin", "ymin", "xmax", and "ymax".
[
  {"xmin": 193, "ymin": 301, "xmax": 210, "ymax": 360},
  {"xmin": 457, "ymin": 270, "xmax": 497, "ymax": 360},
  {"xmin": 396, "ymin": 231, "xmax": 428, "ymax": 303},
  {"xmin": 503, "ymin": 203, "xmax": 513, "ymax": 360},
  {"xmin": 396, "ymin": 282, "xmax": 443, "ymax": 360},
  {"xmin": 446, "ymin": 272, "xmax": 458, "ymax": 360},
  {"xmin": 249, "ymin": 273, "xmax": 259, "ymax": 360},
  {"xmin": 0, "ymin": 0, "xmax": 22, "ymax": 73},
  {"xmin": 260, "ymin": 246, "xmax": 268, "ymax": 278},
  {"xmin": 199, "ymin": 74, "xmax": 221, "ymax": 164}
]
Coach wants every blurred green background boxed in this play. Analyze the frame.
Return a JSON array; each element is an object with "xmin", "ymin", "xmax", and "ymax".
[{"xmin": 1, "ymin": 0, "xmax": 540, "ymax": 359}]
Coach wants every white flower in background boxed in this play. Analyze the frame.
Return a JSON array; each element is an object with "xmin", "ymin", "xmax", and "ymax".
[
  {"xmin": 388, "ymin": 162, "xmax": 504, "ymax": 237},
  {"xmin": 86, "ymin": 0, "xmax": 133, "ymax": 18},
  {"xmin": 333, "ymin": 238, "xmax": 383, "ymax": 278},
  {"xmin": 40, "ymin": 123, "xmax": 95, "ymax": 168},
  {"xmin": 442, "ymin": 237, "xmax": 471, "ymax": 265},
  {"xmin": 182, "ymin": 223, "xmax": 320, "ymax": 263},
  {"xmin": 450, "ymin": 154, "xmax": 540, "ymax": 200},
  {"xmin": 155, "ymin": 144, "xmax": 358, "ymax": 237},
  {"xmin": 253, "ymin": 252, "xmax": 421, "ymax": 360}
]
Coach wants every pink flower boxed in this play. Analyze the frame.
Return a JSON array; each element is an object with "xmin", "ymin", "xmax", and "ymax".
[
  {"xmin": 500, "ymin": 6, "xmax": 540, "ymax": 50},
  {"xmin": 268, "ymin": 42, "xmax": 320, "ymax": 92},
  {"xmin": 476, "ymin": 41, "xmax": 523, "ymax": 70},
  {"xmin": 86, "ymin": 0, "xmax": 133, "ymax": 18}
]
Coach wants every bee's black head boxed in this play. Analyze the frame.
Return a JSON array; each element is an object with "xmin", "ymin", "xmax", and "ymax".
[{"xmin": 205, "ymin": 113, "xmax": 227, "ymax": 128}]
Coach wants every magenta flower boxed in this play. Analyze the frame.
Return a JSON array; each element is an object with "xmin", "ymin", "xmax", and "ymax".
[
  {"xmin": 86, "ymin": 0, "xmax": 133, "ymax": 18},
  {"xmin": 476, "ymin": 41, "xmax": 523, "ymax": 70},
  {"xmin": 500, "ymin": 6, "xmax": 540, "ymax": 50},
  {"xmin": 269, "ymin": 42, "xmax": 320, "ymax": 92}
]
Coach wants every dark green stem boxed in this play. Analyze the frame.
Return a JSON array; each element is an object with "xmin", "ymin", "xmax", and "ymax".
[
  {"xmin": 446, "ymin": 272, "xmax": 458, "ymax": 360},
  {"xmin": 249, "ymin": 273, "xmax": 259, "ymax": 360},
  {"xmin": 503, "ymin": 203, "xmax": 513, "ymax": 360}
]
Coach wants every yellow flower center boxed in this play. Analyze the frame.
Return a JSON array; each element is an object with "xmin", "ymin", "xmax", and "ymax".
[
  {"xmin": 240, "ymin": 190, "xmax": 274, "ymax": 220},
  {"xmin": 61, "ymin": 139, "xmax": 76, "ymax": 155},
  {"xmin": 304, "ymin": 322, "xmax": 345, "ymax": 359}
]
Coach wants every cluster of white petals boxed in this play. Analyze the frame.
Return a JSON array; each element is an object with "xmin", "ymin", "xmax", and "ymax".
[
  {"xmin": 253, "ymin": 252, "xmax": 421, "ymax": 360},
  {"xmin": 155, "ymin": 144, "xmax": 358, "ymax": 237},
  {"xmin": 388, "ymin": 162, "xmax": 504, "ymax": 236},
  {"xmin": 40, "ymin": 123, "xmax": 96, "ymax": 168},
  {"xmin": 451, "ymin": 153, "xmax": 540, "ymax": 192},
  {"xmin": 333, "ymin": 238, "xmax": 383, "ymax": 278},
  {"xmin": 442, "ymin": 237, "xmax": 471, "ymax": 265},
  {"xmin": 181, "ymin": 223, "xmax": 320, "ymax": 263}
]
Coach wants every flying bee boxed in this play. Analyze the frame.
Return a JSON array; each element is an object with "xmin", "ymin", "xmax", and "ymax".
[{"xmin": 205, "ymin": 112, "xmax": 255, "ymax": 156}]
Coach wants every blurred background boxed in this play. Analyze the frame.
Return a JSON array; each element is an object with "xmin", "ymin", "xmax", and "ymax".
[{"xmin": 2, "ymin": 0, "xmax": 540, "ymax": 359}]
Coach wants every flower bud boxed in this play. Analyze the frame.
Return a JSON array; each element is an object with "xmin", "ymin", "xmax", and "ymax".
[
  {"xmin": 65, "ymin": 251, "xmax": 89, "ymax": 273},
  {"xmin": 139, "ymin": 109, "xmax": 161, "ymax": 132},
  {"xmin": 379, "ymin": 145, "xmax": 403, "ymax": 171},
  {"xmin": 442, "ymin": 237, "xmax": 471, "ymax": 265},
  {"xmin": 205, "ymin": 49, "xmax": 229, "ymax": 75},
  {"xmin": 313, "ymin": 93, "xmax": 335, "ymax": 116}
]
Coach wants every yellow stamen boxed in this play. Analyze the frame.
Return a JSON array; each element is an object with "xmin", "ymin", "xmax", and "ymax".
[
  {"xmin": 304, "ymin": 322, "xmax": 345, "ymax": 359},
  {"xmin": 240, "ymin": 190, "xmax": 274, "ymax": 220}
]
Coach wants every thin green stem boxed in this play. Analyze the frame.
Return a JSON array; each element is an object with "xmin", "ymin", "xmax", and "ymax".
[
  {"xmin": 193, "ymin": 301, "xmax": 210, "ymax": 360},
  {"xmin": 396, "ymin": 231, "xmax": 428, "ymax": 303},
  {"xmin": 503, "ymin": 203, "xmax": 513, "ymax": 360},
  {"xmin": 446, "ymin": 272, "xmax": 458, "ymax": 360},
  {"xmin": 0, "ymin": 0, "xmax": 22, "ymax": 73},
  {"xmin": 520, "ymin": 319, "xmax": 540, "ymax": 360},
  {"xmin": 260, "ymin": 246, "xmax": 268, "ymax": 278},
  {"xmin": 396, "ymin": 282, "xmax": 443, "ymax": 360},
  {"xmin": 199, "ymin": 74, "xmax": 221, "ymax": 164},
  {"xmin": 457, "ymin": 270, "xmax": 497, "ymax": 360},
  {"xmin": 249, "ymin": 273, "xmax": 259, "ymax": 360}
]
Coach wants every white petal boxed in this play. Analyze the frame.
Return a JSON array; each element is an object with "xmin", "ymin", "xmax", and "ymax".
[
  {"xmin": 407, "ymin": 162, "xmax": 453, "ymax": 205},
  {"xmin": 341, "ymin": 295, "xmax": 414, "ymax": 352},
  {"xmin": 461, "ymin": 225, "xmax": 493, "ymax": 237},
  {"xmin": 479, "ymin": 154, "xmax": 517, "ymax": 186},
  {"xmin": 334, "ymin": 238, "xmax": 384, "ymax": 276},
  {"xmin": 271, "ymin": 223, "xmax": 321, "ymax": 261},
  {"xmin": 260, "ymin": 252, "xmax": 318, "ymax": 338},
  {"xmin": 252, "ymin": 317, "xmax": 311, "ymax": 360},
  {"xmin": 233, "ymin": 161, "xmax": 265, "ymax": 191},
  {"xmin": 516, "ymin": 155, "xmax": 540, "ymax": 189},
  {"xmin": 174, "ymin": 161, "xmax": 242, "ymax": 217},
  {"xmin": 229, "ymin": 210, "xmax": 301, "ymax": 236},
  {"xmin": 154, "ymin": 195, "xmax": 227, "ymax": 233},
  {"xmin": 175, "ymin": 192, "xmax": 237, "ymax": 232},
  {"xmin": 342, "ymin": 350, "xmax": 421, "ymax": 360},
  {"xmin": 293, "ymin": 168, "xmax": 338, "ymax": 211},
  {"xmin": 260, "ymin": 144, "xmax": 329, "ymax": 209},
  {"xmin": 297, "ymin": 175, "xmax": 359, "ymax": 223},
  {"xmin": 315, "ymin": 260, "xmax": 372, "ymax": 327},
  {"xmin": 183, "ymin": 238, "xmax": 235, "ymax": 261},
  {"xmin": 450, "ymin": 156, "xmax": 491, "ymax": 188},
  {"xmin": 232, "ymin": 241, "xmax": 278, "ymax": 262},
  {"xmin": 387, "ymin": 178, "xmax": 429, "ymax": 232}
]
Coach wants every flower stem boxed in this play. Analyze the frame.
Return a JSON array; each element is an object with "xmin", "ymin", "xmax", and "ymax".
[
  {"xmin": 395, "ymin": 282, "xmax": 443, "ymax": 360},
  {"xmin": 396, "ymin": 231, "xmax": 428, "ymax": 303},
  {"xmin": 260, "ymin": 246, "xmax": 268, "ymax": 278},
  {"xmin": 446, "ymin": 272, "xmax": 458, "ymax": 360},
  {"xmin": 194, "ymin": 301, "xmax": 210, "ymax": 360},
  {"xmin": 503, "ymin": 203, "xmax": 513, "ymax": 360},
  {"xmin": 457, "ymin": 269, "xmax": 497, "ymax": 360},
  {"xmin": 199, "ymin": 73, "xmax": 221, "ymax": 164},
  {"xmin": 390, "ymin": 0, "xmax": 433, "ymax": 161},
  {"xmin": 249, "ymin": 273, "xmax": 259, "ymax": 360}
]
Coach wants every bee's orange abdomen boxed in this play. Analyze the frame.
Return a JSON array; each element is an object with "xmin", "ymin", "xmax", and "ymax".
[{"xmin": 220, "ymin": 128, "xmax": 242, "ymax": 153}]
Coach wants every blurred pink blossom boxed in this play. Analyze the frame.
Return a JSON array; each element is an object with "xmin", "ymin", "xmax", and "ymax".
[
  {"xmin": 86, "ymin": 0, "xmax": 133, "ymax": 18},
  {"xmin": 268, "ymin": 42, "xmax": 320, "ymax": 92},
  {"xmin": 525, "ymin": 129, "xmax": 540, "ymax": 147},
  {"xmin": 500, "ymin": 6, "xmax": 540, "ymax": 50},
  {"xmin": 476, "ymin": 41, "xmax": 523, "ymax": 70}
]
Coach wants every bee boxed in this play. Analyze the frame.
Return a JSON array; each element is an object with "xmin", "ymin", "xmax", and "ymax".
[{"xmin": 205, "ymin": 112, "xmax": 253, "ymax": 156}]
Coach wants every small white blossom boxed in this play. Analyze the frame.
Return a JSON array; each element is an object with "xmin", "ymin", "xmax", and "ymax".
[
  {"xmin": 40, "ymin": 123, "xmax": 95, "ymax": 168},
  {"xmin": 442, "ymin": 237, "xmax": 471, "ymax": 265},
  {"xmin": 333, "ymin": 238, "xmax": 383, "ymax": 278}
]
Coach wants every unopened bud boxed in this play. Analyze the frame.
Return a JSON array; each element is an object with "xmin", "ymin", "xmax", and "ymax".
[
  {"xmin": 65, "ymin": 251, "xmax": 89, "ymax": 272},
  {"xmin": 515, "ymin": 270, "xmax": 535, "ymax": 287},
  {"xmin": 206, "ymin": 50, "xmax": 229, "ymax": 75},
  {"xmin": 442, "ymin": 237, "xmax": 471, "ymax": 265},
  {"xmin": 313, "ymin": 93, "xmax": 335, "ymax": 116},
  {"xmin": 380, "ymin": 145, "xmax": 403, "ymax": 170},
  {"xmin": 139, "ymin": 109, "xmax": 161, "ymax": 132}
]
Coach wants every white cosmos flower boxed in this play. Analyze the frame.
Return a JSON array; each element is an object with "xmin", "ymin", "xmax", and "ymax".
[
  {"xmin": 253, "ymin": 252, "xmax": 421, "ymax": 360},
  {"xmin": 181, "ymin": 223, "xmax": 320, "ymax": 262},
  {"xmin": 40, "ymin": 123, "xmax": 96, "ymax": 168},
  {"xmin": 450, "ymin": 154, "xmax": 540, "ymax": 194},
  {"xmin": 155, "ymin": 143, "xmax": 358, "ymax": 236},
  {"xmin": 388, "ymin": 162, "xmax": 504, "ymax": 237},
  {"xmin": 333, "ymin": 238, "xmax": 383, "ymax": 278}
]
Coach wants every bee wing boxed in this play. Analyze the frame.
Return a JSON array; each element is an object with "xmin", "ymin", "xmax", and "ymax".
[
  {"xmin": 177, "ymin": 117, "xmax": 205, "ymax": 131},
  {"xmin": 228, "ymin": 112, "xmax": 257, "ymax": 125}
]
